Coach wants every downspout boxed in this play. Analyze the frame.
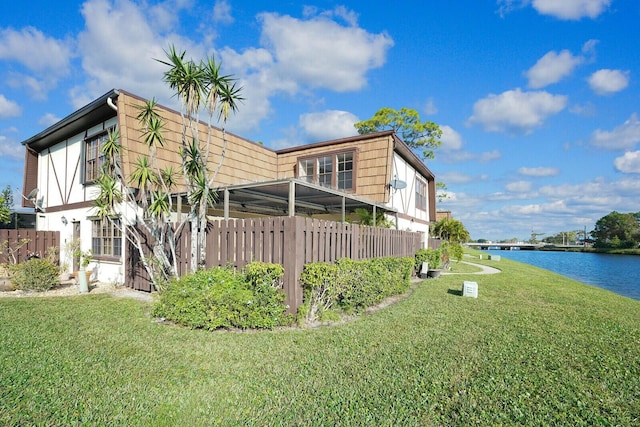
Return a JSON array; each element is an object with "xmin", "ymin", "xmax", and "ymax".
[
  {"xmin": 106, "ymin": 92, "xmax": 122, "ymax": 282},
  {"xmin": 107, "ymin": 95, "xmax": 118, "ymax": 111}
]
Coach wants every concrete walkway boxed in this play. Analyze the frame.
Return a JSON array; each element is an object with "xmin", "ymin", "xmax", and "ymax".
[{"xmin": 441, "ymin": 261, "xmax": 501, "ymax": 275}]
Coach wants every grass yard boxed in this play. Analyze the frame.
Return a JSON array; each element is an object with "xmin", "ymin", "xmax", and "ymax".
[{"xmin": 1, "ymin": 253, "xmax": 639, "ymax": 426}]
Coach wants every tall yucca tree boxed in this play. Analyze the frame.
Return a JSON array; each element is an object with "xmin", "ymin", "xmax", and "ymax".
[
  {"xmin": 158, "ymin": 45, "xmax": 243, "ymax": 272},
  {"xmin": 95, "ymin": 116, "xmax": 178, "ymax": 288}
]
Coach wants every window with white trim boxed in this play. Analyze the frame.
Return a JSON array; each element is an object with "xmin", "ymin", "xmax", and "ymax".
[
  {"xmin": 297, "ymin": 151, "xmax": 355, "ymax": 191},
  {"xmin": 84, "ymin": 130, "xmax": 110, "ymax": 183},
  {"xmin": 415, "ymin": 178, "xmax": 427, "ymax": 211},
  {"xmin": 92, "ymin": 218, "xmax": 122, "ymax": 258}
]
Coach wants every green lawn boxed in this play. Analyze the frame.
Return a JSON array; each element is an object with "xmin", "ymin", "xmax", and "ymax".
[{"xmin": 1, "ymin": 254, "xmax": 639, "ymax": 426}]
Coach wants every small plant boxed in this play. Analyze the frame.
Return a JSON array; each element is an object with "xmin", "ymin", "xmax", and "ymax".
[
  {"xmin": 9, "ymin": 258, "xmax": 60, "ymax": 291},
  {"xmin": 74, "ymin": 248, "xmax": 93, "ymax": 269}
]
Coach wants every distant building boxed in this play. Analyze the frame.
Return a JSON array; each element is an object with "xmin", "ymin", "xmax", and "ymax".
[{"xmin": 436, "ymin": 210, "xmax": 452, "ymax": 222}]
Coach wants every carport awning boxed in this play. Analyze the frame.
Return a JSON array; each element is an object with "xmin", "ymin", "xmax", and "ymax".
[{"xmin": 212, "ymin": 178, "xmax": 396, "ymax": 222}]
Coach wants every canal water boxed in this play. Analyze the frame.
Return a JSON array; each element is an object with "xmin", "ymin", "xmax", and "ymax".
[{"xmin": 484, "ymin": 249, "xmax": 640, "ymax": 301}]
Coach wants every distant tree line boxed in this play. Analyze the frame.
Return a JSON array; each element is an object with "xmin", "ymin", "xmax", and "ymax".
[{"xmin": 591, "ymin": 211, "xmax": 640, "ymax": 249}]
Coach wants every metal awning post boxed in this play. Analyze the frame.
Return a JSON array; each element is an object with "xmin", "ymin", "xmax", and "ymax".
[
  {"xmin": 288, "ymin": 180, "xmax": 295, "ymax": 217},
  {"xmin": 224, "ymin": 188, "xmax": 230, "ymax": 220},
  {"xmin": 373, "ymin": 205, "xmax": 376, "ymax": 227}
]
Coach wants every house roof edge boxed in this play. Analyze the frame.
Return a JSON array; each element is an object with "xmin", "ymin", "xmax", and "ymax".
[{"xmin": 20, "ymin": 89, "xmax": 120, "ymax": 151}]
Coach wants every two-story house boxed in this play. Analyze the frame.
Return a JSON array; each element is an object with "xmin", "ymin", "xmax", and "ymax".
[{"xmin": 21, "ymin": 89, "xmax": 436, "ymax": 284}]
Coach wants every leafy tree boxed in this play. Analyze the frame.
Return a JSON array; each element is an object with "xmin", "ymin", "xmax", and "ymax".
[
  {"xmin": 430, "ymin": 218, "xmax": 469, "ymax": 270},
  {"xmin": 542, "ymin": 231, "xmax": 577, "ymax": 245},
  {"xmin": 0, "ymin": 185, "xmax": 12, "ymax": 224},
  {"xmin": 354, "ymin": 107, "xmax": 448, "ymax": 203},
  {"xmin": 354, "ymin": 107, "xmax": 442, "ymax": 160},
  {"xmin": 431, "ymin": 218, "xmax": 470, "ymax": 244},
  {"xmin": 592, "ymin": 211, "xmax": 640, "ymax": 248}
]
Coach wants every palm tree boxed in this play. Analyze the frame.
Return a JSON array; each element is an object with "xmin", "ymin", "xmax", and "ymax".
[{"xmin": 431, "ymin": 218, "xmax": 470, "ymax": 244}]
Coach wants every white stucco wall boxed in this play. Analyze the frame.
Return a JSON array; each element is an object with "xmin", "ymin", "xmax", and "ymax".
[{"xmin": 35, "ymin": 117, "xmax": 124, "ymax": 284}]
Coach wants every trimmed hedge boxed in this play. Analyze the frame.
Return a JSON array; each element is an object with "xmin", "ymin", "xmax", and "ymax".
[
  {"xmin": 151, "ymin": 262, "xmax": 292, "ymax": 330},
  {"xmin": 300, "ymin": 256, "xmax": 414, "ymax": 323}
]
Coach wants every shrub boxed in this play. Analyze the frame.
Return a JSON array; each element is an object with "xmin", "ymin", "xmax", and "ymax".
[
  {"xmin": 299, "ymin": 262, "xmax": 339, "ymax": 323},
  {"xmin": 415, "ymin": 247, "xmax": 442, "ymax": 270},
  {"xmin": 415, "ymin": 248, "xmax": 429, "ymax": 272},
  {"xmin": 9, "ymin": 259, "xmax": 60, "ymax": 291},
  {"xmin": 152, "ymin": 263, "xmax": 290, "ymax": 330},
  {"xmin": 300, "ymin": 257, "xmax": 413, "ymax": 323}
]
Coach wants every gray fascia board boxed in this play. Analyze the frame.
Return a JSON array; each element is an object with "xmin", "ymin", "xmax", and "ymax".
[{"xmin": 20, "ymin": 89, "xmax": 119, "ymax": 152}]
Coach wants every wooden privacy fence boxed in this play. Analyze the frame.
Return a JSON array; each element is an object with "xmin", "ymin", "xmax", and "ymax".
[
  {"xmin": 127, "ymin": 217, "xmax": 424, "ymax": 312},
  {"xmin": 0, "ymin": 229, "xmax": 60, "ymax": 265}
]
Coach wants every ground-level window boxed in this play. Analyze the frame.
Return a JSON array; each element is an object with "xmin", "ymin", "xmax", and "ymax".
[
  {"xmin": 416, "ymin": 178, "xmax": 427, "ymax": 211},
  {"xmin": 297, "ymin": 151, "xmax": 355, "ymax": 191},
  {"xmin": 92, "ymin": 218, "xmax": 122, "ymax": 257}
]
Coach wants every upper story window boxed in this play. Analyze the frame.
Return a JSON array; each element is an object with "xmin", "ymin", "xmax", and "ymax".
[
  {"xmin": 337, "ymin": 152, "xmax": 353, "ymax": 190},
  {"xmin": 84, "ymin": 130, "xmax": 111, "ymax": 183},
  {"xmin": 297, "ymin": 151, "xmax": 355, "ymax": 191},
  {"xmin": 416, "ymin": 178, "xmax": 427, "ymax": 211}
]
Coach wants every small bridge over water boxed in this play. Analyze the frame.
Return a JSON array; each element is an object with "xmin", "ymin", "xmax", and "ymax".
[{"xmin": 465, "ymin": 242, "xmax": 544, "ymax": 251}]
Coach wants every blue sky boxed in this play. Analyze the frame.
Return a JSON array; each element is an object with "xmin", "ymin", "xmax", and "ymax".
[{"xmin": 1, "ymin": 0, "xmax": 639, "ymax": 241}]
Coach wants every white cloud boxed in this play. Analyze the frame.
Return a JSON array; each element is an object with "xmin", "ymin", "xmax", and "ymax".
[
  {"xmin": 518, "ymin": 166, "xmax": 560, "ymax": 177},
  {"xmin": 590, "ymin": 113, "xmax": 640, "ymax": 150},
  {"xmin": 257, "ymin": 11, "xmax": 393, "ymax": 92},
  {"xmin": 438, "ymin": 171, "xmax": 475, "ymax": 184},
  {"xmin": 506, "ymin": 180, "xmax": 533, "ymax": 192},
  {"xmin": 74, "ymin": 0, "xmax": 198, "ymax": 109},
  {"xmin": 0, "ymin": 135, "xmax": 24, "ymax": 159},
  {"xmin": 440, "ymin": 149, "xmax": 501, "ymax": 164},
  {"xmin": 0, "ymin": 26, "xmax": 72, "ymax": 75},
  {"xmin": 38, "ymin": 113, "xmax": 61, "ymax": 128},
  {"xmin": 526, "ymin": 49, "xmax": 583, "ymax": 88},
  {"xmin": 588, "ymin": 69, "xmax": 630, "ymax": 95},
  {"xmin": 222, "ymin": 7, "xmax": 394, "ymax": 135},
  {"xmin": 0, "ymin": 95, "xmax": 21, "ymax": 119},
  {"xmin": 213, "ymin": 0, "xmax": 234, "ymax": 24},
  {"xmin": 0, "ymin": 26, "xmax": 73, "ymax": 98},
  {"xmin": 467, "ymin": 88, "xmax": 567, "ymax": 134},
  {"xmin": 298, "ymin": 110, "xmax": 359, "ymax": 142},
  {"xmin": 440, "ymin": 125, "xmax": 463, "ymax": 151},
  {"xmin": 569, "ymin": 102, "xmax": 596, "ymax": 117},
  {"xmin": 531, "ymin": 0, "xmax": 611, "ymax": 20},
  {"xmin": 614, "ymin": 151, "xmax": 640, "ymax": 174},
  {"xmin": 423, "ymin": 98, "xmax": 438, "ymax": 115}
]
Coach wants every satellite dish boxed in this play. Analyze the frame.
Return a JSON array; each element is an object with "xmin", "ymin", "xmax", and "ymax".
[
  {"xmin": 389, "ymin": 179, "xmax": 407, "ymax": 190},
  {"xmin": 26, "ymin": 188, "xmax": 39, "ymax": 200},
  {"xmin": 35, "ymin": 196, "xmax": 46, "ymax": 212}
]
